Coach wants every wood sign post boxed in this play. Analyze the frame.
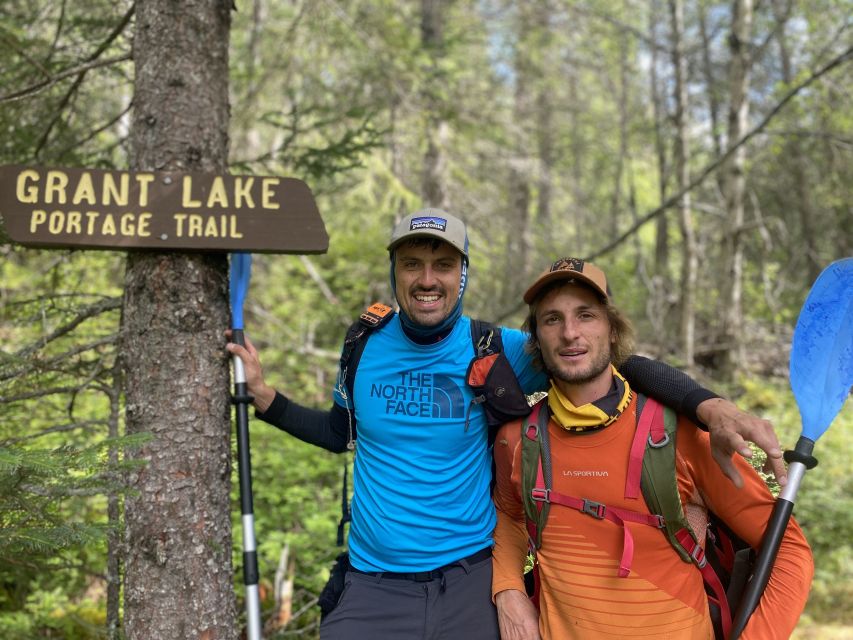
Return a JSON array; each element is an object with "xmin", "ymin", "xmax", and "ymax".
[{"xmin": 0, "ymin": 164, "xmax": 328, "ymax": 253}]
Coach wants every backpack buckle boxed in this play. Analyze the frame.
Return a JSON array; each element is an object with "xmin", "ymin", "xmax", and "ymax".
[
  {"xmin": 582, "ymin": 499, "xmax": 606, "ymax": 520},
  {"xmin": 476, "ymin": 330, "xmax": 494, "ymax": 357},
  {"xmin": 359, "ymin": 303, "xmax": 393, "ymax": 327},
  {"xmin": 690, "ymin": 544, "xmax": 707, "ymax": 568},
  {"xmin": 653, "ymin": 514, "xmax": 666, "ymax": 528},
  {"xmin": 648, "ymin": 432, "xmax": 671, "ymax": 448},
  {"xmin": 531, "ymin": 488, "xmax": 550, "ymax": 503}
]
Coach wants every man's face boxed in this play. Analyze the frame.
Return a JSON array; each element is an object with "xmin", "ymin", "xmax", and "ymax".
[
  {"xmin": 394, "ymin": 240, "xmax": 463, "ymax": 327},
  {"xmin": 535, "ymin": 282, "xmax": 614, "ymax": 387}
]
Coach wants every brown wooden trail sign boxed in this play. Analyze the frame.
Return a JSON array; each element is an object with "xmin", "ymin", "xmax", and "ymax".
[{"xmin": 0, "ymin": 165, "xmax": 329, "ymax": 253}]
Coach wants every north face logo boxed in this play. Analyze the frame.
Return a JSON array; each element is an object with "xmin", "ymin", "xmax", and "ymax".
[{"xmin": 370, "ymin": 371, "xmax": 465, "ymax": 418}]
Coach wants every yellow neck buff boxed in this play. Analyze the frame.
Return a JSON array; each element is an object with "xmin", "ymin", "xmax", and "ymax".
[{"xmin": 547, "ymin": 365, "xmax": 632, "ymax": 432}]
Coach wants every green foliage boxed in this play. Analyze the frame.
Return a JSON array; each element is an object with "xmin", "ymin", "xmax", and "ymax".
[
  {"xmin": 0, "ymin": 586, "xmax": 106, "ymax": 640},
  {"xmin": 0, "ymin": 0, "xmax": 133, "ymax": 165},
  {"xmin": 736, "ymin": 378, "xmax": 853, "ymax": 625},
  {"xmin": 0, "ymin": 249, "xmax": 133, "ymax": 638}
]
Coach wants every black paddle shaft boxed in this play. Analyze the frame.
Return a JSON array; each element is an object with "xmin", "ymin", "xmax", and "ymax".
[{"xmin": 729, "ymin": 437, "xmax": 818, "ymax": 639}]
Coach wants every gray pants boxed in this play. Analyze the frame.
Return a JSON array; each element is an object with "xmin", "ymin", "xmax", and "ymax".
[{"xmin": 320, "ymin": 552, "xmax": 500, "ymax": 640}]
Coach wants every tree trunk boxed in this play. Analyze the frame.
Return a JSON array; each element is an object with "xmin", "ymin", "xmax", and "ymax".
[
  {"xmin": 773, "ymin": 2, "xmax": 821, "ymax": 286},
  {"xmin": 649, "ymin": 0, "xmax": 672, "ymax": 351},
  {"xmin": 669, "ymin": 0, "xmax": 697, "ymax": 369},
  {"xmin": 122, "ymin": 1, "xmax": 237, "ymax": 638},
  {"xmin": 567, "ymin": 29, "xmax": 585, "ymax": 248},
  {"xmin": 719, "ymin": 0, "xmax": 753, "ymax": 379},
  {"xmin": 421, "ymin": 0, "xmax": 450, "ymax": 209},
  {"xmin": 698, "ymin": 2, "xmax": 724, "ymax": 162},
  {"xmin": 608, "ymin": 29, "xmax": 630, "ymax": 232},
  {"xmin": 503, "ymin": 2, "xmax": 536, "ymax": 305},
  {"xmin": 534, "ymin": 0, "xmax": 554, "ymax": 232}
]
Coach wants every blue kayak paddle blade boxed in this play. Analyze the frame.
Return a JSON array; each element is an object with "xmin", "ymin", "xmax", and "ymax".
[
  {"xmin": 229, "ymin": 253, "xmax": 253, "ymax": 330},
  {"xmin": 789, "ymin": 258, "xmax": 853, "ymax": 441}
]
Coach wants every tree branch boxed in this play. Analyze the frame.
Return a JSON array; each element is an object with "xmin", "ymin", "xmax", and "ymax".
[
  {"xmin": 12, "ymin": 297, "xmax": 122, "ymax": 360},
  {"xmin": 3, "ymin": 420, "xmax": 110, "ymax": 445},
  {"xmin": 35, "ymin": 3, "xmax": 137, "ymax": 157},
  {"xmin": 0, "ymin": 54, "xmax": 132, "ymax": 103},
  {"xmin": 1, "ymin": 336, "xmax": 117, "ymax": 383}
]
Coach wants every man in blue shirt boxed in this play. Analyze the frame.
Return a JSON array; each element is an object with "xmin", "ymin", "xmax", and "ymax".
[{"xmin": 227, "ymin": 208, "xmax": 785, "ymax": 639}]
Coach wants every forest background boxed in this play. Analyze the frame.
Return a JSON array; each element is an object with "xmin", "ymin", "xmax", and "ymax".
[{"xmin": 0, "ymin": 0, "xmax": 850, "ymax": 638}]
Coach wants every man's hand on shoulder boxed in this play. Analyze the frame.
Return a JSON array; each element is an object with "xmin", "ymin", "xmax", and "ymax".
[
  {"xmin": 495, "ymin": 588, "xmax": 541, "ymax": 640},
  {"xmin": 697, "ymin": 397, "xmax": 786, "ymax": 488}
]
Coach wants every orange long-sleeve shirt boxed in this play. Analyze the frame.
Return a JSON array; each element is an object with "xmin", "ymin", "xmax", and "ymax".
[{"xmin": 492, "ymin": 395, "xmax": 814, "ymax": 639}]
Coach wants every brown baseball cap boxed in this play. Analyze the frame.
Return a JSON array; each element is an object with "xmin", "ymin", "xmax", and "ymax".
[{"xmin": 523, "ymin": 257, "xmax": 610, "ymax": 304}]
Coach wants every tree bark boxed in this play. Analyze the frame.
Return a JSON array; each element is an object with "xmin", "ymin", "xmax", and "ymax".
[
  {"xmin": 649, "ymin": 0, "xmax": 672, "ymax": 350},
  {"xmin": 720, "ymin": 0, "xmax": 753, "ymax": 378},
  {"xmin": 534, "ymin": 0, "xmax": 554, "ymax": 232},
  {"xmin": 669, "ymin": 0, "xmax": 697, "ymax": 369},
  {"xmin": 503, "ymin": 2, "xmax": 536, "ymax": 305},
  {"xmin": 698, "ymin": 1, "xmax": 724, "ymax": 161},
  {"xmin": 421, "ymin": 0, "xmax": 450, "ymax": 209},
  {"xmin": 122, "ymin": 1, "xmax": 237, "ymax": 638},
  {"xmin": 773, "ymin": 1, "xmax": 821, "ymax": 286}
]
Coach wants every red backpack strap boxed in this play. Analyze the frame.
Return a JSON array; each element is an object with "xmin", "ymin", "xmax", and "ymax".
[
  {"xmin": 675, "ymin": 529, "xmax": 732, "ymax": 639},
  {"xmin": 626, "ymin": 395, "xmax": 670, "ymax": 499}
]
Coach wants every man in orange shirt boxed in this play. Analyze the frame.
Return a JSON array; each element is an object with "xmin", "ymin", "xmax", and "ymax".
[{"xmin": 491, "ymin": 258, "xmax": 814, "ymax": 639}]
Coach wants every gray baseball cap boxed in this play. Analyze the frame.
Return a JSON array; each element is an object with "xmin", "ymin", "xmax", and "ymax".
[{"xmin": 387, "ymin": 208, "xmax": 469, "ymax": 258}]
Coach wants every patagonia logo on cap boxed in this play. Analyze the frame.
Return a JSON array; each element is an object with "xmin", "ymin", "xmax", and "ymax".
[{"xmin": 410, "ymin": 216, "xmax": 447, "ymax": 232}]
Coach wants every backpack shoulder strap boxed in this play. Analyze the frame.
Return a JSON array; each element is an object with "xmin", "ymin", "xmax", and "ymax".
[
  {"xmin": 636, "ymin": 395, "xmax": 734, "ymax": 639},
  {"xmin": 520, "ymin": 398, "xmax": 551, "ymax": 550},
  {"xmin": 337, "ymin": 302, "xmax": 395, "ymax": 410},
  {"xmin": 636, "ymin": 394, "xmax": 699, "ymax": 563},
  {"xmin": 470, "ymin": 318, "xmax": 502, "ymax": 357},
  {"xmin": 335, "ymin": 303, "xmax": 394, "ymax": 546}
]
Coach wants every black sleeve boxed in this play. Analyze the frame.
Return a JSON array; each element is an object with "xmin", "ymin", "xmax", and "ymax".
[
  {"xmin": 255, "ymin": 391, "xmax": 352, "ymax": 453},
  {"xmin": 620, "ymin": 355, "xmax": 719, "ymax": 428}
]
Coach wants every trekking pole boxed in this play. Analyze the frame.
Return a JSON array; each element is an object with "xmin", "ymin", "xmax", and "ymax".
[
  {"xmin": 729, "ymin": 258, "xmax": 852, "ymax": 639},
  {"xmin": 230, "ymin": 252, "xmax": 263, "ymax": 640}
]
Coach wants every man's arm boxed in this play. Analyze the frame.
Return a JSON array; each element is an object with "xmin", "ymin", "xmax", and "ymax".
[
  {"xmin": 256, "ymin": 392, "xmax": 351, "ymax": 453},
  {"xmin": 226, "ymin": 331, "xmax": 350, "ymax": 452},
  {"xmin": 621, "ymin": 355, "xmax": 786, "ymax": 487},
  {"xmin": 678, "ymin": 420, "xmax": 813, "ymax": 639},
  {"xmin": 492, "ymin": 423, "xmax": 540, "ymax": 640}
]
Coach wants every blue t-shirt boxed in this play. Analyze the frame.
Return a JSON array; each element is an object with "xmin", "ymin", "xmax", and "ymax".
[{"xmin": 332, "ymin": 315, "xmax": 546, "ymax": 572}]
